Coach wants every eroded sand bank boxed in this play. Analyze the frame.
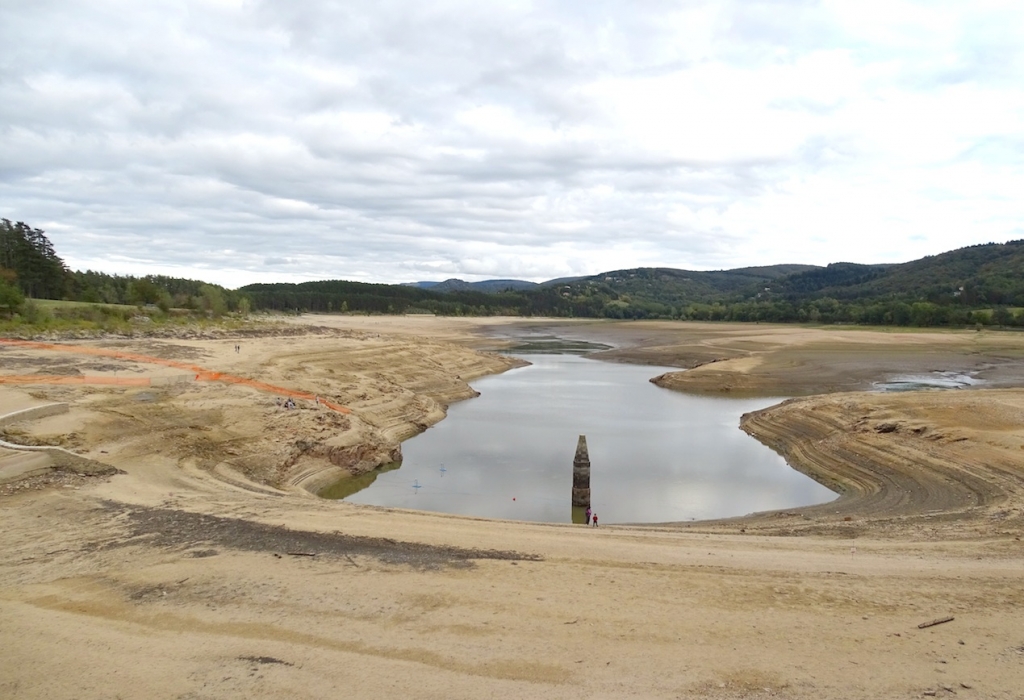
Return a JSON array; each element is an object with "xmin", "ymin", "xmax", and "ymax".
[{"xmin": 2, "ymin": 317, "xmax": 1023, "ymax": 699}]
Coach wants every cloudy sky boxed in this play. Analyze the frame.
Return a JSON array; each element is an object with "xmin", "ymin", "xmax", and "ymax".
[{"xmin": 2, "ymin": 1, "xmax": 1023, "ymax": 288}]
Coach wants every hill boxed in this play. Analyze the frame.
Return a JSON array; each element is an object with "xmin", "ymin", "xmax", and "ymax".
[
  {"xmin": 421, "ymin": 278, "xmax": 540, "ymax": 293},
  {"xmin": 766, "ymin": 241, "xmax": 1024, "ymax": 306},
  {"xmin": 237, "ymin": 241, "xmax": 1024, "ymax": 326},
  {"xmin": 6, "ymin": 214, "xmax": 1023, "ymax": 329},
  {"xmin": 571, "ymin": 264, "xmax": 821, "ymax": 305}
]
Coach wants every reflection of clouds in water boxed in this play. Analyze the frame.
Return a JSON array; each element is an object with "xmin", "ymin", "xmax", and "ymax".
[{"xmin": 345, "ymin": 353, "xmax": 836, "ymax": 523}]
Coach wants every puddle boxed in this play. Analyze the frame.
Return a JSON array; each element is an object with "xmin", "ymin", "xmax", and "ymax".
[
  {"xmin": 502, "ymin": 335, "xmax": 610, "ymax": 355},
  {"xmin": 874, "ymin": 371, "xmax": 983, "ymax": 392}
]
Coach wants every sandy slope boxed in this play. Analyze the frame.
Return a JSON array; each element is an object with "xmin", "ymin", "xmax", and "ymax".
[{"xmin": 2, "ymin": 318, "xmax": 1024, "ymax": 699}]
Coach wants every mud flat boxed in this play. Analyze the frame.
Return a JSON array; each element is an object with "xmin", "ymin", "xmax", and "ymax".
[
  {"xmin": 0, "ymin": 322, "xmax": 523, "ymax": 495},
  {"xmin": 723, "ymin": 390, "xmax": 1024, "ymax": 539},
  {"xmin": 2, "ymin": 317, "xmax": 1024, "ymax": 700}
]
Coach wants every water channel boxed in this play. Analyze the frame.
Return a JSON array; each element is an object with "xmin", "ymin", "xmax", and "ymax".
[{"xmin": 326, "ymin": 349, "xmax": 837, "ymax": 524}]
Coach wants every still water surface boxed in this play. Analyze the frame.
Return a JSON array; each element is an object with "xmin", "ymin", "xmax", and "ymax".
[{"xmin": 333, "ymin": 353, "xmax": 836, "ymax": 523}]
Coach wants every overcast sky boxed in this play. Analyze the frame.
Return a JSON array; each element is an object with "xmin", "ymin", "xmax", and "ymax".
[{"xmin": 2, "ymin": 1, "xmax": 1023, "ymax": 288}]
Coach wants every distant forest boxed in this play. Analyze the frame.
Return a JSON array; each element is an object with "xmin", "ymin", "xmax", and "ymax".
[
  {"xmin": 3, "ymin": 218, "xmax": 1024, "ymax": 329},
  {"xmin": 240, "ymin": 242, "xmax": 1024, "ymax": 327}
]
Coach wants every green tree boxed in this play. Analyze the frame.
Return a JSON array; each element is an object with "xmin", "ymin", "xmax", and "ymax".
[
  {"xmin": 198, "ymin": 284, "xmax": 227, "ymax": 317},
  {"xmin": 0, "ymin": 278, "xmax": 25, "ymax": 317},
  {"xmin": 992, "ymin": 306, "xmax": 1013, "ymax": 326},
  {"xmin": 129, "ymin": 278, "xmax": 164, "ymax": 305},
  {"xmin": 0, "ymin": 219, "xmax": 68, "ymax": 298}
]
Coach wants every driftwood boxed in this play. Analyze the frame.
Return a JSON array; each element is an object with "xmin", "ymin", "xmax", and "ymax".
[
  {"xmin": 917, "ymin": 616, "xmax": 954, "ymax": 629},
  {"xmin": 286, "ymin": 551, "xmax": 317, "ymax": 557}
]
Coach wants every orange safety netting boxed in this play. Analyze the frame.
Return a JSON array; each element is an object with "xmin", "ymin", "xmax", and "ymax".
[{"xmin": 0, "ymin": 338, "xmax": 350, "ymax": 414}]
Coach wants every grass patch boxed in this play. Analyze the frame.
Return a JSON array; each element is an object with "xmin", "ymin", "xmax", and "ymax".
[
  {"xmin": 31, "ymin": 299, "xmax": 138, "ymax": 312},
  {"xmin": 0, "ymin": 299, "xmax": 255, "ymax": 337}
]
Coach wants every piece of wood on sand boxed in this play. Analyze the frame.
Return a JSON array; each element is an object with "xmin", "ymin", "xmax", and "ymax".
[{"xmin": 917, "ymin": 616, "xmax": 954, "ymax": 629}]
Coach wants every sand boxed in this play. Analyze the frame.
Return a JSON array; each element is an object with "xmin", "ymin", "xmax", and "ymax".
[{"xmin": 1, "ymin": 317, "xmax": 1023, "ymax": 699}]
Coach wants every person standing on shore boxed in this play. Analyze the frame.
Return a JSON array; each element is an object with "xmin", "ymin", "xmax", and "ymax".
[
  {"xmin": 592, "ymin": 513, "xmax": 598, "ymax": 527},
  {"xmin": 585, "ymin": 507, "xmax": 592, "ymax": 525}
]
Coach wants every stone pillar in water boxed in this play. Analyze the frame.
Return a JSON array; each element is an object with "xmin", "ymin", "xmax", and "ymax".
[{"xmin": 572, "ymin": 435, "xmax": 591, "ymax": 508}]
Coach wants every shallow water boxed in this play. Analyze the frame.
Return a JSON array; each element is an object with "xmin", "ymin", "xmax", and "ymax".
[
  {"xmin": 873, "ymin": 370, "xmax": 982, "ymax": 392},
  {"xmin": 333, "ymin": 353, "xmax": 836, "ymax": 524}
]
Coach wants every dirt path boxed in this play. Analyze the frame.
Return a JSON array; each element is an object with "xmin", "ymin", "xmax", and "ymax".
[{"xmin": 2, "ymin": 318, "xmax": 1024, "ymax": 699}]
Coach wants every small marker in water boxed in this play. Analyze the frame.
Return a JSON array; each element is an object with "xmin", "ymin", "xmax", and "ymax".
[{"xmin": 412, "ymin": 479, "xmax": 422, "ymax": 489}]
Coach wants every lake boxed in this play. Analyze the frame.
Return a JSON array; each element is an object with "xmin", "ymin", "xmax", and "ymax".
[{"xmin": 328, "ymin": 352, "xmax": 836, "ymax": 523}]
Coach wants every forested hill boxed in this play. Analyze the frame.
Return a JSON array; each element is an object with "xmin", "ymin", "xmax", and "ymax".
[
  {"xmin": 240, "ymin": 240, "xmax": 1024, "ymax": 326},
  {"xmin": 4, "ymin": 215, "xmax": 1024, "ymax": 329},
  {"xmin": 571, "ymin": 264, "xmax": 820, "ymax": 305},
  {"xmin": 404, "ymin": 278, "xmax": 540, "ymax": 292},
  {"xmin": 766, "ymin": 240, "xmax": 1024, "ymax": 307},
  {"xmin": 238, "ymin": 265, "xmax": 821, "ymax": 318}
]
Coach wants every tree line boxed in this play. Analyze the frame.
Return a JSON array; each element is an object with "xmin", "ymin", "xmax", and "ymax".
[
  {"xmin": 1, "ymin": 219, "xmax": 246, "ymax": 319},
  {"xmin": 240, "ymin": 279, "xmax": 1024, "ymax": 327},
  {"xmin": 2, "ymin": 218, "xmax": 1022, "ymax": 329}
]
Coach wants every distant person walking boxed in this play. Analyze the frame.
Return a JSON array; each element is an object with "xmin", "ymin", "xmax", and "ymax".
[
  {"xmin": 591, "ymin": 513, "xmax": 598, "ymax": 527},
  {"xmin": 585, "ymin": 507, "xmax": 592, "ymax": 525}
]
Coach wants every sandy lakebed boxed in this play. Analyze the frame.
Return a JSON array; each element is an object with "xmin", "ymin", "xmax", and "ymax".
[{"xmin": 2, "ymin": 316, "xmax": 1023, "ymax": 700}]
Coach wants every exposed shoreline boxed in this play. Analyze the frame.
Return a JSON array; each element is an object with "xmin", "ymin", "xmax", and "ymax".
[
  {"xmin": 4, "ymin": 317, "xmax": 1024, "ymax": 534},
  {"xmin": 3, "ymin": 316, "xmax": 1024, "ymax": 699}
]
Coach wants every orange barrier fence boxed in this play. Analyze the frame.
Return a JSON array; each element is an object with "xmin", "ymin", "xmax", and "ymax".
[{"xmin": 0, "ymin": 338, "xmax": 350, "ymax": 414}]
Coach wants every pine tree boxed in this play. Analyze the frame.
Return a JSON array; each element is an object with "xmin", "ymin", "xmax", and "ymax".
[{"xmin": 0, "ymin": 219, "xmax": 69, "ymax": 299}]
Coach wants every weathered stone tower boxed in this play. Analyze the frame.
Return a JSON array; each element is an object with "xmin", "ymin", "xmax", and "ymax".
[{"xmin": 572, "ymin": 435, "xmax": 591, "ymax": 508}]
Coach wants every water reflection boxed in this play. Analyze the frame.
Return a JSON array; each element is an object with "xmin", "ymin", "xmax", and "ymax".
[
  {"xmin": 318, "ymin": 462, "xmax": 401, "ymax": 500},
  {"xmin": 331, "ymin": 354, "xmax": 836, "ymax": 524}
]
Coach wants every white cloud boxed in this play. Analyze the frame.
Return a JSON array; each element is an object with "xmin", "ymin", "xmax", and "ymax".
[{"xmin": 1, "ymin": 0, "xmax": 1023, "ymax": 287}]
